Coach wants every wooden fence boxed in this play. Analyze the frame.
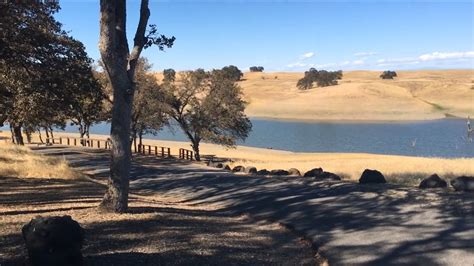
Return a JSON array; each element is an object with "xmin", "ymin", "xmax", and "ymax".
[
  {"xmin": 178, "ymin": 148, "xmax": 194, "ymax": 160},
  {"xmin": 45, "ymin": 137, "xmax": 172, "ymax": 158}
]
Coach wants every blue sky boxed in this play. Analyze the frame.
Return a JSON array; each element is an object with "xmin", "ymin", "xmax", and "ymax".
[{"xmin": 56, "ymin": 0, "xmax": 473, "ymax": 72}]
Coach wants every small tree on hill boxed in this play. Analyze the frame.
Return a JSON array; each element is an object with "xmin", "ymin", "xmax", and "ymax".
[
  {"xmin": 249, "ymin": 66, "xmax": 264, "ymax": 72},
  {"xmin": 380, "ymin": 71, "xmax": 397, "ymax": 79},
  {"xmin": 297, "ymin": 68, "xmax": 342, "ymax": 90},
  {"xmin": 221, "ymin": 65, "xmax": 243, "ymax": 81},
  {"xmin": 163, "ymin": 69, "xmax": 252, "ymax": 161},
  {"xmin": 163, "ymin": 68, "xmax": 176, "ymax": 83}
]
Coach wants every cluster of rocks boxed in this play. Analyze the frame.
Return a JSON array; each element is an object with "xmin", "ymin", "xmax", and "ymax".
[
  {"xmin": 207, "ymin": 161, "xmax": 342, "ymax": 181},
  {"xmin": 359, "ymin": 168, "xmax": 474, "ymax": 192},
  {"xmin": 208, "ymin": 161, "xmax": 474, "ymax": 192}
]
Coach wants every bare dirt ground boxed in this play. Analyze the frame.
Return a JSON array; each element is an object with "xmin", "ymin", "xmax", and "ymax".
[
  {"xmin": 0, "ymin": 144, "xmax": 317, "ymax": 265},
  {"xmin": 31, "ymin": 145, "xmax": 474, "ymax": 265}
]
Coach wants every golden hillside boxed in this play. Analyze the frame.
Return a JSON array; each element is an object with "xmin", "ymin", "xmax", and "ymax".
[{"xmin": 156, "ymin": 70, "xmax": 474, "ymax": 121}]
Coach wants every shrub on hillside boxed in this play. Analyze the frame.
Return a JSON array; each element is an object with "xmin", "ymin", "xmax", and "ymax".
[
  {"xmin": 249, "ymin": 66, "xmax": 264, "ymax": 72},
  {"xmin": 297, "ymin": 68, "xmax": 342, "ymax": 90},
  {"xmin": 380, "ymin": 70, "xmax": 397, "ymax": 79}
]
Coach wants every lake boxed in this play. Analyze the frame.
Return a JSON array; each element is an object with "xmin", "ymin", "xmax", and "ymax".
[
  {"xmin": 51, "ymin": 119, "xmax": 473, "ymax": 158},
  {"xmin": 2, "ymin": 119, "xmax": 473, "ymax": 158}
]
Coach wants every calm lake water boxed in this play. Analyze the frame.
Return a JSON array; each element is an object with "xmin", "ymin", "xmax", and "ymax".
[{"xmin": 3, "ymin": 119, "xmax": 473, "ymax": 158}]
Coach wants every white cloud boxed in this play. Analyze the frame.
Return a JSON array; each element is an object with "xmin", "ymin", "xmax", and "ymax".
[
  {"xmin": 352, "ymin": 60, "xmax": 365, "ymax": 65},
  {"xmin": 300, "ymin": 52, "xmax": 315, "ymax": 60},
  {"xmin": 287, "ymin": 62, "xmax": 308, "ymax": 68},
  {"xmin": 354, "ymin": 51, "xmax": 378, "ymax": 57},
  {"xmin": 418, "ymin": 51, "xmax": 474, "ymax": 61}
]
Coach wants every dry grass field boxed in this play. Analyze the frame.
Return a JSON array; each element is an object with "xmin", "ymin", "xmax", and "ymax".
[
  {"xmin": 0, "ymin": 142, "xmax": 81, "ymax": 179},
  {"xmin": 157, "ymin": 69, "xmax": 474, "ymax": 121}
]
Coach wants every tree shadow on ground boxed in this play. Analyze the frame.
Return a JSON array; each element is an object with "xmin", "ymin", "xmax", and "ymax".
[
  {"xmin": 0, "ymin": 176, "xmax": 315, "ymax": 266},
  {"xmin": 27, "ymin": 146, "xmax": 474, "ymax": 265}
]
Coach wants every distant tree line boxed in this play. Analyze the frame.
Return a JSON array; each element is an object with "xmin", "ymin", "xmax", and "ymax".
[
  {"xmin": 297, "ymin": 68, "xmax": 343, "ymax": 90},
  {"xmin": 249, "ymin": 66, "xmax": 264, "ymax": 72}
]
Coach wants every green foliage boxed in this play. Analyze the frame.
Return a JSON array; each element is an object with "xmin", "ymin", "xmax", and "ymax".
[
  {"xmin": 163, "ymin": 68, "xmax": 176, "ymax": 83},
  {"xmin": 380, "ymin": 70, "xmax": 397, "ymax": 79},
  {"xmin": 297, "ymin": 68, "xmax": 343, "ymax": 90},
  {"xmin": 0, "ymin": 1, "xmax": 104, "ymax": 142},
  {"xmin": 220, "ymin": 65, "xmax": 243, "ymax": 81},
  {"xmin": 249, "ymin": 66, "xmax": 264, "ymax": 72},
  {"xmin": 163, "ymin": 69, "xmax": 252, "ymax": 160}
]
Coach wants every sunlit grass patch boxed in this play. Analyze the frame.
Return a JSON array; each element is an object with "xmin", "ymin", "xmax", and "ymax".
[{"xmin": 0, "ymin": 143, "xmax": 82, "ymax": 179}]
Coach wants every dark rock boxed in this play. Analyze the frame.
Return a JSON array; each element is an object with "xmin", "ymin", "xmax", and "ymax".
[
  {"xmin": 271, "ymin": 169, "xmax": 289, "ymax": 176},
  {"xmin": 232, "ymin": 165, "xmax": 245, "ymax": 173},
  {"xmin": 313, "ymin": 171, "xmax": 342, "ymax": 181},
  {"xmin": 22, "ymin": 216, "xmax": 84, "ymax": 266},
  {"xmin": 245, "ymin": 166, "xmax": 257, "ymax": 174},
  {"xmin": 304, "ymin": 167, "xmax": 324, "ymax": 177},
  {"xmin": 288, "ymin": 168, "xmax": 301, "ymax": 176},
  {"xmin": 257, "ymin": 169, "xmax": 270, "ymax": 176},
  {"xmin": 451, "ymin": 176, "xmax": 474, "ymax": 192},
  {"xmin": 223, "ymin": 164, "xmax": 231, "ymax": 170},
  {"xmin": 419, "ymin": 174, "xmax": 447, "ymax": 189},
  {"xmin": 359, "ymin": 169, "xmax": 386, "ymax": 184}
]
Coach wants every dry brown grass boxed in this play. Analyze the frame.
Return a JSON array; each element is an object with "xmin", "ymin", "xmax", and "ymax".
[
  {"xmin": 0, "ymin": 142, "xmax": 81, "ymax": 179},
  {"xmin": 156, "ymin": 69, "xmax": 474, "ymax": 121}
]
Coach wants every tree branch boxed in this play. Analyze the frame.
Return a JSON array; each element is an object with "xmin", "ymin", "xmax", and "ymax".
[{"xmin": 128, "ymin": 0, "xmax": 150, "ymax": 79}]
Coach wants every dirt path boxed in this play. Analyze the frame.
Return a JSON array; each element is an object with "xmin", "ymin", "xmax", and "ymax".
[{"xmin": 35, "ymin": 145, "xmax": 474, "ymax": 265}]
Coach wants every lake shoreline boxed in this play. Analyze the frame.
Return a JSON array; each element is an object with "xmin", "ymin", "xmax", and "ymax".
[{"xmin": 3, "ymin": 131, "xmax": 472, "ymax": 181}]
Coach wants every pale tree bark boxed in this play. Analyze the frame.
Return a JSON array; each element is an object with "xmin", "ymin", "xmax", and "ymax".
[{"xmin": 98, "ymin": 0, "xmax": 150, "ymax": 212}]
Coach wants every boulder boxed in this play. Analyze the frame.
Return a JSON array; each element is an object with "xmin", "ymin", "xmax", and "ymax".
[
  {"xmin": 22, "ymin": 216, "xmax": 84, "ymax": 266},
  {"xmin": 314, "ymin": 171, "xmax": 342, "ymax": 181},
  {"xmin": 223, "ymin": 164, "xmax": 231, "ymax": 171},
  {"xmin": 232, "ymin": 165, "xmax": 245, "ymax": 173},
  {"xmin": 271, "ymin": 169, "xmax": 289, "ymax": 176},
  {"xmin": 451, "ymin": 176, "xmax": 474, "ymax": 192},
  {"xmin": 257, "ymin": 169, "xmax": 270, "ymax": 176},
  {"xmin": 245, "ymin": 166, "xmax": 257, "ymax": 174},
  {"xmin": 419, "ymin": 174, "xmax": 447, "ymax": 189},
  {"xmin": 288, "ymin": 168, "xmax": 301, "ymax": 176},
  {"xmin": 359, "ymin": 169, "xmax": 386, "ymax": 184},
  {"xmin": 304, "ymin": 167, "xmax": 324, "ymax": 177}
]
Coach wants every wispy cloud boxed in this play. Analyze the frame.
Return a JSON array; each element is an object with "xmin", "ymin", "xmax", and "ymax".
[
  {"xmin": 300, "ymin": 52, "xmax": 315, "ymax": 60},
  {"xmin": 418, "ymin": 51, "xmax": 474, "ymax": 61},
  {"xmin": 354, "ymin": 51, "xmax": 378, "ymax": 57}
]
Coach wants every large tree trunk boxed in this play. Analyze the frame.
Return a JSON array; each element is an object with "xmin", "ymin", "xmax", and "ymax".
[
  {"xmin": 12, "ymin": 123, "xmax": 24, "ymax": 145},
  {"xmin": 191, "ymin": 140, "xmax": 201, "ymax": 161},
  {"xmin": 98, "ymin": 0, "xmax": 150, "ymax": 213}
]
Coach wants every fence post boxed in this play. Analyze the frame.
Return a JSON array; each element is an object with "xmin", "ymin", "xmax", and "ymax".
[
  {"xmin": 59, "ymin": 137, "xmax": 62, "ymax": 144},
  {"xmin": 74, "ymin": 138, "xmax": 76, "ymax": 146},
  {"xmin": 167, "ymin": 148, "xmax": 171, "ymax": 157},
  {"xmin": 67, "ymin": 137, "xmax": 70, "ymax": 145},
  {"xmin": 98, "ymin": 140, "xmax": 100, "ymax": 149}
]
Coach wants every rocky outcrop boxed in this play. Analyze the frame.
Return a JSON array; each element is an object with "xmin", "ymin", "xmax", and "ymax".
[
  {"xmin": 22, "ymin": 216, "xmax": 84, "ymax": 266},
  {"xmin": 451, "ymin": 176, "xmax": 474, "ymax": 192},
  {"xmin": 359, "ymin": 169, "xmax": 386, "ymax": 184},
  {"xmin": 419, "ymin": 174, "xmax": 447, "ymax": 189}
]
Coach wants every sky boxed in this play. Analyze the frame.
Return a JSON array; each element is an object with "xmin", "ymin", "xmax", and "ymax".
[{"xmin": 55, "ymin": 0, "xmax": 474, "ymax": 72}]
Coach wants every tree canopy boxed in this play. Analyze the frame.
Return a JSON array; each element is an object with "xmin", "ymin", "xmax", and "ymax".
[
  {"xmin": 380, "ymin": 71, "xmax": 397, "ymax": 79},
  {"xmin": 0, "ymin": 1, "xmax": 103, "ymax": 144},
  {"xmin": 297, "ymin": 68, "xmax": 343, "ymax": 90},
  {"xmin": 249, "ymin": 66, "xmax": 264, "ymax": 72},
  {"xmin": 162, "ymin": 68, "xmax": 252, "ymax": 161},
  {"xmin": 220, "ymin": 65, "xmax": 243, "ymax": 81}
]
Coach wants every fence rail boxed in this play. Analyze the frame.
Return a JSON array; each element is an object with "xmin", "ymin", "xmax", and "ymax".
[
  {"xmin": 178, "ymin": 148, "xmax": 194, "ymax": 161},
  {"xmin": 45, "ymin": 137, "xmax": 172, "ymax": 158}
]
